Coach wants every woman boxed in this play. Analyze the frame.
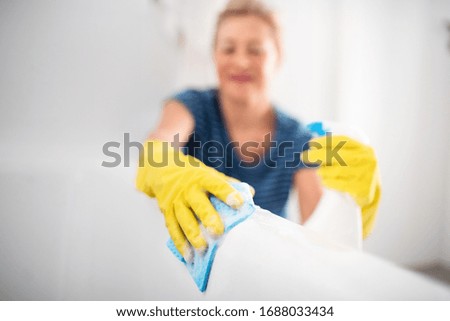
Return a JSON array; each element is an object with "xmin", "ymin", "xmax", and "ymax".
[{"xmin": 136, "ymin": 0, "xmax": 354, "ymax": 262}]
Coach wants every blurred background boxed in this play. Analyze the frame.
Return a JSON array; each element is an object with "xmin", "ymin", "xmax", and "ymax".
[{"xmin": 0, "ymin": 0, "xmax": 449, "ymax": 299}]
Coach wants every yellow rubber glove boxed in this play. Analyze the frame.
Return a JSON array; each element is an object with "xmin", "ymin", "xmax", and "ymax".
[
  {"xmin": 136, "ymin": 140, "xmax": 245, "ymax": 262},
  {"xmin": 301, "ymin": 135, "xmax": 381, "ymax": 238}
]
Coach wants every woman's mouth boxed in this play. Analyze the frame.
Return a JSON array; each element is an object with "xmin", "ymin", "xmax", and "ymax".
[{"xmin": 229, "ymin": 74, "xmax": 252, "ymax": 83}]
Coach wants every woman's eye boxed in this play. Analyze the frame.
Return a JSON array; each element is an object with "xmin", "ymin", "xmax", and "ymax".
[
  {"xmin": 222, "ymin": 47, "xmax": 235, "ymax": 54},
  {"xmin": 249, "ymin": 47, "xmax": 263, "ymax": 55}
]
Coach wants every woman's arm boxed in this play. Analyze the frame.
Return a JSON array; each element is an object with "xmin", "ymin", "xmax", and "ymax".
[
  {"xmin": 148, "ymin": 100, "xmax": 195, "ymax": 146},
  {"xmin": 294, "ymin": 168, "xmax": 323, "ymax": 224},
  {"xmin": 139, "ymin": 100, "xmax": 247, "ymax": 262}
]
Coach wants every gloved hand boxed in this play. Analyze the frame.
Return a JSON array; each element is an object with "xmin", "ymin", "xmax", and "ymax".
[
  {"xmin": 301, "ymin": 135, "xmax": 381, "ymax": 238},
  {"xmin": 136, "ymin": 140, "xmax": 245, "ymax": 262}
]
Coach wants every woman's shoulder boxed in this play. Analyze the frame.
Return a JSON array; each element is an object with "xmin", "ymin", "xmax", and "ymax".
[
  {"xmin": 273, "ymin": 107, "xmax": 312, "ymax": 152},
  {"xmin": 171, "ymin": 87, "xmax": 218, "ymax": 106},
  {"xmin": 275, "ymin": 108, "xmax": 308, "ymax": 134},
  {"xmin": 168, "ymin": 88, "xmax": 219, "ymax": 133}
]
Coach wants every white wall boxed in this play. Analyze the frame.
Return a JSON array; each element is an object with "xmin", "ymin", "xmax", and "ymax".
[
  {"xmin": 444, "ymin": 153, "xmax": 450, "ymax": 268},
  {"xmin": 267, "ymin": 0, "xmax": 340, "ymax": 121},
  {"xmin": 269, "ymin": 0, "xmax": 450, "ymax": 267},
  {"xmin": 0, "ymin": 0, "xmax": 176, "ymax": 299},
  {"xmin": 433, "ymin": 0, "xmax": 450, "ymax": 270},
  {"xmin": 0, "ymin": 0, "xmax": 178, "ymax": 155},
  {"xmin": 334, "ymin": 0, "xmax": 450, "ymax": 267}
]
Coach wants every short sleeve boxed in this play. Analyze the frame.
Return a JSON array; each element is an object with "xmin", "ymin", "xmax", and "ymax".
[{"xmin": 168, "ymin": 89, "xmax": 208, "ymax": 138}]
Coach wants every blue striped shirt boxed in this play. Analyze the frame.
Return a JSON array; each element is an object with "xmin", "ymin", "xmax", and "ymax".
[{"xmin": 171, "ymin": 88, "xmax": 312, "ymax": 217}]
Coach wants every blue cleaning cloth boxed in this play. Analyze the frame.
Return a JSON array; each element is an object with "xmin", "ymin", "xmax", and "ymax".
[{"xmin": 167, "ymin": 182, "xmax": 256, "ymax": 292}]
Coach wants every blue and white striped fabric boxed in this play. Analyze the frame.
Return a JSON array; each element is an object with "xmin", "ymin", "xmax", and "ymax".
[{"xmin": 170, "ymin": 88, "xmax": 313, "ymax": 218}]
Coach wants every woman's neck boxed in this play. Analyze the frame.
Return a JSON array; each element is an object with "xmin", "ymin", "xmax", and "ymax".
[{"xmin": 218, "ymin": 91, "xmax": 274, "ymax": 130}]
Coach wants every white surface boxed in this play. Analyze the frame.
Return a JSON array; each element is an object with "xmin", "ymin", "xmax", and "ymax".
[
  {"xmin": 300, "ymin": 120, "xmax": 367, "ymax": 251},
  {"xmin": 304, "ymin": 188, "xmax": 362, "ymax": 250},
  {"xmin": 207, "ymin": 208, "xmax": 450, "ymax": 300},
  {"xmin": 0, "ymin": 157, "xmax": 448, "ymax": 300}
]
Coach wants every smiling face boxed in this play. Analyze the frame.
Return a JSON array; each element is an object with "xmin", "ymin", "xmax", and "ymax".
[{"xmin": 214, "ymin": 15, "xmax": 279, "ymax": 104}]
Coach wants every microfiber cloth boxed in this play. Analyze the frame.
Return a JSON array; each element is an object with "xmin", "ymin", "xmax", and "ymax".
[{"xmin": 167, "ymin": 182, "xmax": 256, "ymax": 292}]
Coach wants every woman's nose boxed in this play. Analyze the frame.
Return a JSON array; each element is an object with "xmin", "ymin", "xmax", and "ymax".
[{"xmin": 232, "ymin": 50, "xmax": 251, "ymax": 69}]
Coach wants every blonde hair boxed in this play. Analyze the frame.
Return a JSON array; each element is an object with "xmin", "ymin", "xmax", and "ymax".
[{"xmin": 213, "ymin": 0, "xmax": 282, "ymax": 60}]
